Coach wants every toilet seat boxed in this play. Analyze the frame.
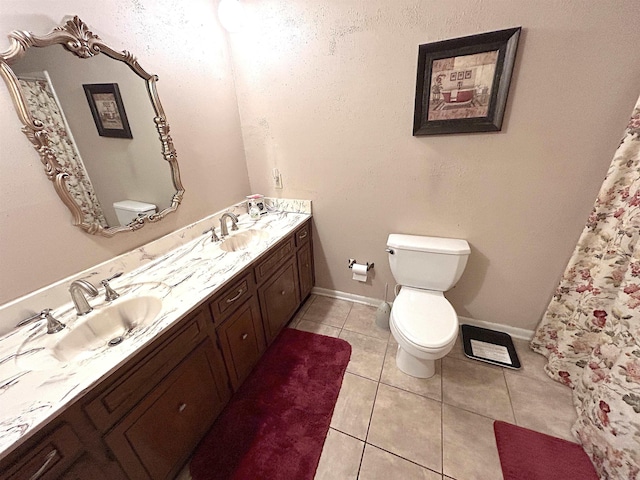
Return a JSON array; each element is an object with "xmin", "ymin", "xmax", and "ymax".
[{"xmin": 391, "ymin": 287, "xmax": 458, "ymax": 351}]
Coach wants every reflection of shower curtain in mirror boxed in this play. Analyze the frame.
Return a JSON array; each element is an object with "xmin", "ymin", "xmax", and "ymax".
[
  {"xmin": 532, "ymin": 95, "xmax": 640, "ymax": 479},
  {"xmin": 18, "ymin": 74, "xmax": 108, "ymax": 228}
]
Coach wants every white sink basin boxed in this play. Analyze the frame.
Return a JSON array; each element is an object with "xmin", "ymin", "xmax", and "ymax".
[
  {"xmin": 15, "ymin": 295, "xmax": 162, "ymax": 370},
  {"xmin": 219, "ymin": 229, "xmax": 270, "ymax": 252}
]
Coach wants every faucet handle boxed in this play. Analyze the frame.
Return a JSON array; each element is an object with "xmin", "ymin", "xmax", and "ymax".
[
  {"xmin": 41, "ymin": 309, "xmax": 65, "ymax": 334},
  {"xmin": 16, "ymin": 309, "xmax": 65, "ymax": 334},
  {"xmin": 203, "ymin": 227, "xmax": 220, "ymax": 242},
  {"xmin": 101, "ymin": 272, "xmax": 122, "ymax": 302},
  {"xmin": 104, "ymin": 272, "xmax": 123, "ymax": 283}
]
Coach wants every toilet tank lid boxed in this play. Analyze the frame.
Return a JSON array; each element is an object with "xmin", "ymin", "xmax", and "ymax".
[
  {"xmin": 113, "ymin": 200, "xmax": 157, "ymax": 212},
  {"xmin": 387, "ymin": 234, "xmax": 470, "ymax": 255}
]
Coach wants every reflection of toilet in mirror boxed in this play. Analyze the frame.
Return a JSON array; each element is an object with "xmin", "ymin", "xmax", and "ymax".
[
  {"xmin": 387, "ymin": 234, "xmax": 470, "ymax": 378},
  {"xmin": 113, "ymin": 200, "xmax": 157, "ymax": 226}
]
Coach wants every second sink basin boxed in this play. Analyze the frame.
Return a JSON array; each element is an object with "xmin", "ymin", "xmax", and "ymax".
[
  {"xmin": 15, "ymin": 295, "xmax": 162, "ymax": 370},
  {"xmin": 219, "ymin": 229, "xmax": 270, "ymax": 252}
]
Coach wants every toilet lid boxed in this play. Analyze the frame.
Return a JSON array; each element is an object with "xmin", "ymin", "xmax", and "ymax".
[{"xmin": 392, "ymin": 288, "xmax": 458, "ymax": 349}]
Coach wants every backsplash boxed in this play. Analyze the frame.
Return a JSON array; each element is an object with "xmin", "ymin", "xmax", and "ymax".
[{"xmin": 0, "ymin": 198, "xmax": 311, "ymax": 336}]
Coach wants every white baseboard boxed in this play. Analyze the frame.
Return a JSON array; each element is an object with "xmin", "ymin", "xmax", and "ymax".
[
  {"xmin": 310, "ymin": 287, "xmax": 535, "ymax": 340},
  {"xmin": 311, "ymin": 287, "xmax": 384, "ymax": 307}
]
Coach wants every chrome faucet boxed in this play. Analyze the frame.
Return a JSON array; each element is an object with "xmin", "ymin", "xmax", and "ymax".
[
  {"xmin": 219, "ymin": 212, "xmax": 239, "ymax": 238},
  {"xmin": 16, "ymin": 309, "xmax": 65, "ymax": 334},
  {"xmin": 69, "ymin": 279, "xmax": 99, "ymax": 315}
]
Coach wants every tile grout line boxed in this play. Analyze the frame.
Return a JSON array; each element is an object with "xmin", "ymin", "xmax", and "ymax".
[
  {"xmin": 503, "ymin": 366, "xmax": 519, "ymax": 426},
  {"xmin": 360, "ymin": 442, "xmax": 445, "ymax": 478},
  {"xmin": 356, "ymin": 343, "xmax": 384, "ymax": 479}
]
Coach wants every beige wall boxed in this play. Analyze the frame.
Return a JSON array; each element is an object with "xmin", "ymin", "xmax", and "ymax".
[
  {"xmin": 229, "ymin": 0, "xmax": 640, "ymax": 331},
  {"xmin": 2, "ymin": 0, "xmax": 639, "ymax": 334},
  {"xmin": 0, "ymin": 0, "xmax": 249, "ymax": 305}
]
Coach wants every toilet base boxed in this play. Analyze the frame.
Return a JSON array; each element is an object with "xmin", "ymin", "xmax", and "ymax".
[{"xmin": 395, "ymin": 345, "xmax": 436, "ymax": 378}]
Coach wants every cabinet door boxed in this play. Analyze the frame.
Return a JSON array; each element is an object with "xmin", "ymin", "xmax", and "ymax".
[
  {"xmin": 217, "ymin": 297, "xmax": 266, "ymax": 390},
  {"xmin": 258, "ymin": 258, "xmax": 300, "ymax": 344},
  {"xmin": 105, "ymin": 339, "xmax": 229, "ymax": 480},
  {"xmin": 297, "ymin": 241, "xmax": 314, "ymax": 301}
]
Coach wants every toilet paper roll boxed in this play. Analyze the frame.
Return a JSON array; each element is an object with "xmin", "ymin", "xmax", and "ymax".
[{"xmin": 352, "ymin": 263, "xmax": 368, "ymax": 282}]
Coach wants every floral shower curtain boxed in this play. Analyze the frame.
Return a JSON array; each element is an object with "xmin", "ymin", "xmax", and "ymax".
[
  {"xmin": 19, "ymin": 76, "xmax": 108, "ymax": 228},
  {"xmin": 531, "ymin": 96, "xmax": 640, "ymax": 479}
]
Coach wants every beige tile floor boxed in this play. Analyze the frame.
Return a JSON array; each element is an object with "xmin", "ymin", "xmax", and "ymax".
[
  {"xmin": 294, "ymin": 295, "xmax": 578, "ymax": 480},
  {"xmin": 177, "ymin": 294, "xmax": 578, "ymax": 480}
]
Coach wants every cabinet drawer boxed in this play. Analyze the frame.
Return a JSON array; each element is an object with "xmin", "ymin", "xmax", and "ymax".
[
  {"xmin": 105, "ymin": 340, "xmax": 227, "ymax": 480},
  {"xmin": 295, "ymin": 221, "xmax": 311, "ymax": 247},
  {"xmin": 217, "ymin": 297, "xmax": 265, "ymax": 389},
  {"xmin": 209, "ymin": 272, "xmax": 254, "ymax": 324},
  {"xmin": 255, "ymin": 235, "xmax": 295, "ymax": 283},
  {"xmin": 85, "ymin": 309, "xmax": 209, "ymax": 432},
  {"xmin": 2, "ymin": 423, "xmax": 82, "ymax": 480}
]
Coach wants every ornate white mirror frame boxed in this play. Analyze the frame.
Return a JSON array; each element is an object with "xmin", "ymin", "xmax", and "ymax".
[{"xmin": 0, "ymin": 16, "xmax": 184, "ymax": 237}]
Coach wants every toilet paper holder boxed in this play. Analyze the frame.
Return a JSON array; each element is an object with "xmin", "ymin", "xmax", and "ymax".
[{"xmin": 348, "ymin": 259, "xmax": 374, "ymax": 271}]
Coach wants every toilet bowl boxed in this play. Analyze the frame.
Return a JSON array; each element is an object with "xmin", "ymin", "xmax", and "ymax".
[
  {"xmin": 387, "ymin": 233, "xmax": 470, "ymax": 378},
  {"xmin": 389, "ymin": 287, "xmax": 458, "ymax": 378}
]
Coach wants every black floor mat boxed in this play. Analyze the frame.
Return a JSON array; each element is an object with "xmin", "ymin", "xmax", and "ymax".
[{"xmin": 461, "ymin": 324, "xmax": 521, "ymax": 369}]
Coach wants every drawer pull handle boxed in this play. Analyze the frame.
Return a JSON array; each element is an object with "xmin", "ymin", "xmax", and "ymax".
[
  {"xmin": 178, "ymin": 403, "xmax": 187, "ymax": 413},
  {"xmin": 281, "ymin": 290, "xmax": 286, "ymax": 296},
  {"xmin": 226, "ymin": 288, "xmax": 244, "ymax": 303},
  {"xmin": 241, "ymin": 333, "xmax": 249, "ymax": 340},
  {"xmin": 298, "ymin": 231, "xmax": 308, "ymax": 239},
  {"xmin": 30, "ymin": 449, "xmax": 57, "ymax": 480}
]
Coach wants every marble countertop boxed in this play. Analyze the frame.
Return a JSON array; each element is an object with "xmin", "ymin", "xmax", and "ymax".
[{"xmin": 0, "ymin": 202, "xmax": 311, "ymax": 459}]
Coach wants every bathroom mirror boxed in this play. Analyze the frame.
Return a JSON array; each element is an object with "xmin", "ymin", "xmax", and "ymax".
[{"xmin": 0, "ymin": 16, "xmax": 184, "ymax": 236}]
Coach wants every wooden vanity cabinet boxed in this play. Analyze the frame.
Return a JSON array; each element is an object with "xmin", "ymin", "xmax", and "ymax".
[
  {"xmin": 104, "ymin": 338, "xmax": 227, "ymax": 480},
  {"xmin": 83, "ymin": 307, "xmax": 231, "ymax": 480},
  {"xmin": 257, "ymin": 219, "xmax": 313, "ymax": 345},
  {"xmin": 0, "ymin": 217, "xmax": 314, "ymax": 480}
]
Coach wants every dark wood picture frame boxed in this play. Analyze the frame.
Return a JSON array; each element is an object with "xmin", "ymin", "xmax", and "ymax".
[
  {"xmin": 83, "ymin": 83, "xmax": 133, "ymax": 138},
  {"xmin": 413, "ymin": 27, "xmax": 521, "ymax": 136}
]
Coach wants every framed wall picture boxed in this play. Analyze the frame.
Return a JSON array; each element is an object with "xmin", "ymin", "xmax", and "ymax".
[
  {"xmin": 83, "ymin": 83, "xmax": 133, "ymax": 138},
  {"xmin": 413, "ymin": 27, "xmax": 521, "ymax": 136}
]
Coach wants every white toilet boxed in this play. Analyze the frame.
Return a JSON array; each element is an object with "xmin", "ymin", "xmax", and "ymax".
[
  {"xmin": 387, "ymin": 234, "xmax": 470, "ymax": 378},
  {"xmin": 113, "ymin": 200, "xmax": 157, "ymax": 226}
]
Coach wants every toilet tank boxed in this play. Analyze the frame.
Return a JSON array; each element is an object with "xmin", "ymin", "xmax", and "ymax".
[
  {"xmin": 387, "ymin": 234, "xmax": 470, "ymax": 291},
  {"xmin": 113, "ymin": 200, "xmax": 157, "ymax": 226}
]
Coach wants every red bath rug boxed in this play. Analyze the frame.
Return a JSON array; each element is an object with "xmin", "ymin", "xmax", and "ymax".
[
  {"xmin": 190, "ymin": 328, "xmax": 351, "ymax": 480},
  {"xmin": 494, "ymin": 420, "xmax": 599, "ymax": 480}
]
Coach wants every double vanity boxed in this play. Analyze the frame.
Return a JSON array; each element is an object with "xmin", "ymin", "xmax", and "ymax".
[{"xmin": 0, "ymin": 200, "xmax": 314, "ymax": 479}]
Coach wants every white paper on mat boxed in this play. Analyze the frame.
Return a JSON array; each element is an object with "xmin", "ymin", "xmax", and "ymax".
[{"xmin": 470, "ymin": 339, "xmax": 512, "ymax": 364}]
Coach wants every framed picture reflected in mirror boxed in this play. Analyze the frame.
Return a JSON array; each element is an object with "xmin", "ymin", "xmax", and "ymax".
[{"xmin": 83, "ymin": 83, "xmax": 133, "ymax": 138}]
